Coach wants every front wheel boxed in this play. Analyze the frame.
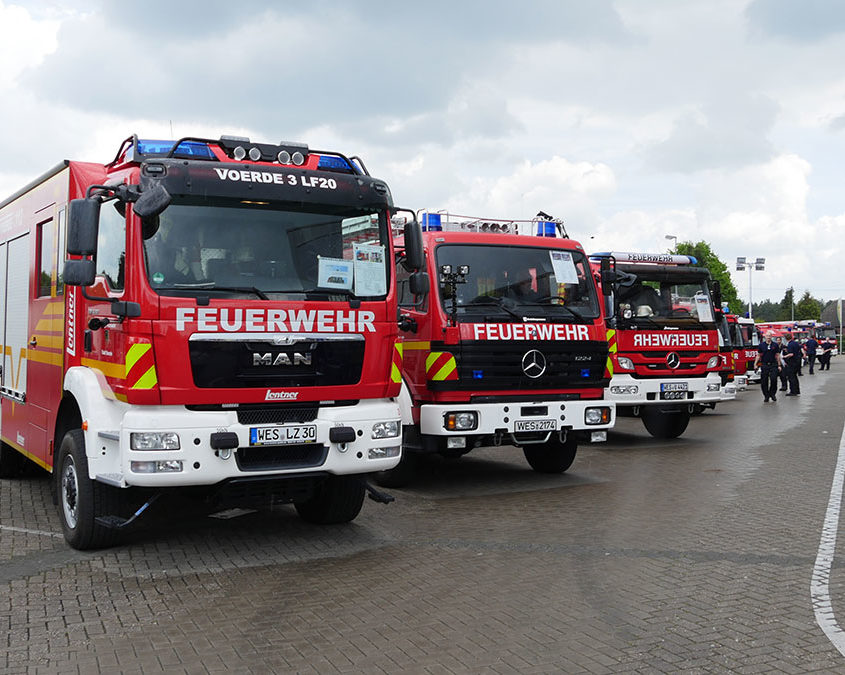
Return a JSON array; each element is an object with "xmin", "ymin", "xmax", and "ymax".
[
  {"xmin": 56, "ymin": 429, "xmax": 122, "ymax": 550},
  {"xmin": 523, "ymin": 435, "xmax": 578, "ymax": 473},
  {"xmin": 641, "ymin": 408, "xmax": 691, "ymax": 439},
  {"xmin": 294, "ymin": 475, "xmax": 366, "ymax": 524}
]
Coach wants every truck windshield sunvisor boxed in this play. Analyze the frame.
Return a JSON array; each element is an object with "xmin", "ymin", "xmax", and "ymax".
[
  {"xmin": 142, "ymin": 201, "xmax": 390, "ymax": 300},
  {"xmin": 435, "ymin": 244, "xmax": 600, "ymax": 321}
]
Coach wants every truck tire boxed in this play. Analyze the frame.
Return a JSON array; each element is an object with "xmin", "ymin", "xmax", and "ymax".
[
  {"xmin": 523, "ymin": 436, "xmax": 578, "ymax": 473},
  {"xmin": 641, "ymin": 407, "xmax": 690, "ymax": 439},
  {"xmin": 294, "ymin": 475, "xmax": 366, "ymax": 524},
  {"xmin": 0, "ymin": 442, "xmax": 26, "ymax": 478},
  {"xmin": 56, "ymin": 429, "xmax": 121, "ymax": 550},
  {"xmin": 373, "ymin": 452, "xmax": 418, "ymax": 489}
]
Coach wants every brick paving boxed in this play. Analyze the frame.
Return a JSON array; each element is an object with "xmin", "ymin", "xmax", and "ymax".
[{"xmin": 2, "ymin": 369, "xmax": 845, "ymax": 672}]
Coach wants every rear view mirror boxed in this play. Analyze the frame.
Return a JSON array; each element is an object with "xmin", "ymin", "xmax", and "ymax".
[
  {"xmin": 63, "ymin": 259, "xmax": 96, "ymax": 287},
  {"xmin": 133, "ymin": 184, "xmax": 171, "ymax": 219},
  {"xmin": 401, "ymin": 211, "xmax": 424, "ymax": 271},
  {"xmin": 599, "ymin": 257, "xmax": 614, "ymax": 297},
  {"xmin": 67, "ymin": 198, "xmax": 100, "ymax": 256},
  {"xmin": 409, "ymin": 271, "xmax": 429, "ymax": 296}
]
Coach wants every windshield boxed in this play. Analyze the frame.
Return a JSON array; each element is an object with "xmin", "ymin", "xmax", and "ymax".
[
  {"xmin": 142, "ymin": 201, "xmax": 389, "ymax": 300},
  {"xmin": 435, "ymin": 244, "xmax": 600, "ymax": 321},
  {"xmin": 617, "ymin": 275, "xmax": 715, "ymax": 328}
]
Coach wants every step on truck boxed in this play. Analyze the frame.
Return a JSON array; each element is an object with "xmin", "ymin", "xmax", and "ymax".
[
  {"xmin": 0, "ymin": 135, "xmax": 426, "ymax": 549},
  {"xmin": 591, "ymin": 252, "xmax": 723, "ymax": 439},
  {"xmin": 376, "ymin": 213, "xmax": 615, "ymax": 487}
]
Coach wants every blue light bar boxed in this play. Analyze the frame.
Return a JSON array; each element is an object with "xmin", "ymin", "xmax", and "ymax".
[
  {"xmin": 421, "ymin": 213, "xmax": 442, "ymax": 231},
  {"xmin": 317, "ymin": 155, "xmax": 354, "ymax": 172},
  {"xmin": 536, "ymin": 221, "xmax": 556, "ymax": 237},
  {"xmin": 136, "ymin": 140, "xmax": 215, "ymax": 159}
]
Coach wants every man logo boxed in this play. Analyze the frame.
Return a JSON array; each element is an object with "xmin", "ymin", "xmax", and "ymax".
[
  {"xmin": 666, "ymin": 352, "xmax": 681, "ymax": 369},
  {"xmin": 521, "ymin": 350, "xmax": 547, "ymax": 379},
  {"xmin": 253, "ymin": 352, "xmax": 312, "ymax": 366}
]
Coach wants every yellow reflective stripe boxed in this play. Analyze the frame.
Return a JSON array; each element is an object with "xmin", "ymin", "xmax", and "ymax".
[
  {"xmin": 125, "ymin": 343, "xmax": 152, "ymax": 374},
  {"xmin": 431, "ymin": 359, "xmax": 456, "ymax": 381},
  {"xmin": 404, "ymin": 341, "xmax": 431, "ymax": 350},
  {"xmin": 44, "ymin": 302, "xmax": 64, "ymax": 315},
  {"xmin": 27, "ymin": 350, "xmax": 62, "ymax": 367},
  {"xmin": 391, "ymin": 363, "xmax": 402, "ymax": 383},
  {"xmin": 131, "ymin": 365, "xmax": 158, "ymax": 390},
  {"xmin": 36, "ymin": 318, "xmax": 64, "ymax": 332},
  {"xmin": 606, "ymin": 329, "xmax": 617, "ymax": 353},
  {"xmin": 81, "ymin": 358, "xmax": 126, "ymax": 380},
  {"xmin": 33, "ymin": 334, "xmax": 63, "ymax": 349},
  {"xmin": 425, "ymin": 352, "xmax": 441, "ymax": 372},
  {"xmin": 394, "ymin": 343, "xmax": 404, "ymax": 358}
]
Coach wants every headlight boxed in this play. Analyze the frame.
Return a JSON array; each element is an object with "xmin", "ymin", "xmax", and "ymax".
[
  {"xmin": 444, "ymin": 411, "xmax": 478, "ymax": 431},
  {"xmin": 368, "ymin": 446, "xmax": 401, "ymax": 459},
  {"xmin": 707, "ymin": 356, "xmax": 721, "ymax": 369},
  {"xmin": 617, "ymin": 357, "xmax": 635, "ymax": 371},
  {"xmin": 130, "ymin": 432, "xmax": 180, "ymax": 451},
  {"xmin": 610, "ymin": 385, "xmax": 639, "ymax": 395},
  {"xmin": 707, "ymin": 382, "xmax": 721, "ymax": 392},
  {"xmin": 372, "ymin": 420, "xmax": 400, "ymax": 439},
  {"xmin": 130, "ymin": 460, "xmax": 183, "ymax": 473},
  {"xmin": 585, "ymin": 407, "xmax": 611, "ymax": 425}
]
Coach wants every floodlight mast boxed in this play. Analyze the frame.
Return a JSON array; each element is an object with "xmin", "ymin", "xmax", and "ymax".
[{"xmin": 736, "ymin": 257, "xmax": 766, "ymax": 319}]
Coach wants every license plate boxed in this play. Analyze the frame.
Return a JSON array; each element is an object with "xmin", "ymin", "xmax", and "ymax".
[
  {"xmin": 514, "ymin": 419, "xmax": 557, "ymax": 433},
  {"xmin": 249, "ymin": 424, "xmax": 317, "ymax": 446},
  {"xmin": 660, "ymin": 382, "xmax": 688, "ymax": 392}
]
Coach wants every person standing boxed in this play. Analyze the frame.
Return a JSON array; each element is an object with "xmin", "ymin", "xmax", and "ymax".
[
  {"xmin": 820, "ymin": 337, "xmax": 834, "ymax": 370},
  {"xmin": 777, "ymin": 336, "xmax": 789, "ymax": 391},
  {"xmin": 782, "ymin": 332, "xmax": 802, "ymax": 396},
  {"xmin": 804, "ymin": 335, "xmax": 819, "ymax": 374},
  {"xmin": 755, "ymin": 331, "xmax": 783, "ymax": 402}
]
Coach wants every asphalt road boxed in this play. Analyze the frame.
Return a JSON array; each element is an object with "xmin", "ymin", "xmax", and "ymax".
[{"xmin": 2, "ymin": 367, "xmax": 845, "ymax": 673}]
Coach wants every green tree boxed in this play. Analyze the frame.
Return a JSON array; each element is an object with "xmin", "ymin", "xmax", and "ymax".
[
  {"xmin": 751, "ymin": 299, "xmax": 779, "ymax": 322},
  {"xmin": 795, "ymin": 290, "xmax": 822, "ymax": 320},
  {"xmin": 778, "ymin": 287, "xmax": 795, "ymax": 321},
  {"xmin": 674, "ymin": 240, "xmax": 741, "ymax": 314}
]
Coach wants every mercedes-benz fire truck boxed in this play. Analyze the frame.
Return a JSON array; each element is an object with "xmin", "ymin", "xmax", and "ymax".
[
  {"xmin": 591, "ymin": 252, "xmax": 722, "ymax": 439},
  {"xmin": 0, "ymin": 135, "xmax": 426, "ymax": 549},
  {"xmin": 723, "ymin": 312, "xmax": 748, "ymax": 391},
  {"xmin": 376, "ymin": 213, "xmax": 615, "ymax": 487}
]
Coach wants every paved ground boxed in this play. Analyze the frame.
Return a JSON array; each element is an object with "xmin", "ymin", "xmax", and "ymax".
[{"xmin": 2, "ymin": 367, "xmax": 845, "ymax": 673}]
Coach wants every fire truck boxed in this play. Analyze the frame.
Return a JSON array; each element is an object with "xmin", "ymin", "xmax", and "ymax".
[
  {"xmin": 591, "ymin": 252, "xmax": 723, "ymax": 438},
  {"xmin": 715, "ymin": 310, "xmax": 743, "ymax": 397},
  {"xmin": 375, "ymin": 213, "xmax": 615, "ymax": 487},
  {"xmin": 0, "ymin": 135, "xmax": 426, "ymax": 549},
  {"xmin": 737, "ymin": 316, "xmax": 760, "ymax": 384}
]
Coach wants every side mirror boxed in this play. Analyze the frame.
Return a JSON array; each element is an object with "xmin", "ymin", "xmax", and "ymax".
[
  {"xmin": 133, "ymin": 184, "xmax": 171, "ymax": 219},
  {"xmin": 402, "ymin": 214, "xmax": 424, "ymax": 271},
  {"xmin": 409, "ymin": 271, "xmax": 429, "ymax": 296},
  {"xmin": 711, "ymin": 280, "xmax": 722, "ymax": 311},
  {"xmin": 67, "ymin": 198, "xmax": 100, "ymax": 256},
  {"xmin": 63, "ymin": 259, "xmax": 96, "ymax": 287},
  {"xmin": 599, "ymin": 258, "xmax": 614, "ymax": 297}
]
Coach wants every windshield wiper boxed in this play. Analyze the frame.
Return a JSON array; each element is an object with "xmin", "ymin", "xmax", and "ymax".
[
  {"xmin": 165, "ymin": 283, "xmax": 269, "ymax": 300},
  {"xmin": 529, "ymin": 298, "xmax": 585, "ymax": 321}
]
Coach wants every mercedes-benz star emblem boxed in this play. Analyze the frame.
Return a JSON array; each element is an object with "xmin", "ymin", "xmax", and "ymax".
[
  {"xmin": 666, "ymin": 352, "xmax": 681, "ymax": 369},
  {"xmin": 522, "ymin": 350, "xmax": 547, "ymax": 379}
]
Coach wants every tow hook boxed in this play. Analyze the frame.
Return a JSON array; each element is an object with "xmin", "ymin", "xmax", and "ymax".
[
  {"xmin": 95, "ymin": 493, "xmax": 161, "ymax": 530},
  {"xmin": 363, "ymin": 481, "xmax": 395, "ymax": 505}
]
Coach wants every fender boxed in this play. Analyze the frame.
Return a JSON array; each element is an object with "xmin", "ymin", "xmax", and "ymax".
[
  {"xmin": 397, "ymin": 378, "xmax": 417, "ymax": 426},
  {"xmin": 62, "ymin": 366, "xmax": 130, "ymax": 480}
]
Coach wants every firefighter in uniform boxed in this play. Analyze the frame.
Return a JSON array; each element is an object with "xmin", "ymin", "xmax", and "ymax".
[
  {"xmin": 755, "ymin": 331, "xmax": 783, "ymax": 402},
  {"xmin": 782, "ymin": 332, "xmax": 802, "ymax": 396}
]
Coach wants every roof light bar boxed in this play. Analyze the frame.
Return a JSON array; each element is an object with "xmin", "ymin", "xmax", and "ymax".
[{"xmin": 592, "ymin": 252, "xmax": 699, "ymax": 265}]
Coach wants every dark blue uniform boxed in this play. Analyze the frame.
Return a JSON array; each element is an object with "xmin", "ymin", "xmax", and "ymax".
[
  {"xmin": 784, "ymin": 338, "xmax": 802, "ymax": 395},
  {"xmin": 805, "ymin": 338, "xmax": 819, "ymax": 374},
  {"xmin": 757, "ymin": 339, "xmax": 781, "ymax": 402}
]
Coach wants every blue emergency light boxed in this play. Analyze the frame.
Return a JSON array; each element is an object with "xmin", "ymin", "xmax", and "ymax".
[
  {"xmin": 473, "ymin": 370, "xmax": 484, "ymax": 379},
  {"xmin": 421, "ymin": 213, "xmax": 442, "ymax": 231},
  {"xmin": 536, "ymin": 221, "xmax": 556, "ymax": 237},
  {"xmin": 581, "ymin": 368, "xmax": 591, "ymax": 378},
  {"xmin": 318, "ymin": 155, "xmax": 355, "ymax": 172},
  {"xmin": 137, "ymin": 140, "xmax": 216, "ymax": 159}
]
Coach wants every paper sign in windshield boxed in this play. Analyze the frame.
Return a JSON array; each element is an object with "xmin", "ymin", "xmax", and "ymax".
[
  {"xmin": 317, "ymin": 257, "xmax": 353, "ymax": 290},
  {"xmin": 549, "ymin": 250, "xmax": 579, "ymax": 284},
  {"xmin": 694, "ymin": 292, "xmax": 714, "ymax": 323},
  {"xmin": 353, "ymin": 244, "xmax": 387, "ymax": 296}
]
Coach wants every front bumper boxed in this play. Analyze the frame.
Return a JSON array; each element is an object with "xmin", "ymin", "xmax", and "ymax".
[
  {"xmin": 605, "ymin": 373, "xmax": 723, "ymax": 408},
  {"xmin": 92, "ymin": 400, "xmax": 402, "ymax": 488}
]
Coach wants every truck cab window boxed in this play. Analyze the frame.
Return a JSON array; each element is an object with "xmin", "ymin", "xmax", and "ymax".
[
  {"xmin": 37, "ymin": 219, "xmax": 55, "ymax": 297},
  {"xmin": 97, "ymin": 203, "xmax": 126, "ymax": 290}
]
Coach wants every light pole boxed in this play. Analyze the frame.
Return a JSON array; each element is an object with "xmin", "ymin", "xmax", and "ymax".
[
  {"xmin": 736, "ymin": 257, "xmax": 765, "ymax": 319},
  {"xmin": 665, "ymin": 234, "xmax": 677, "ymax": 251}
]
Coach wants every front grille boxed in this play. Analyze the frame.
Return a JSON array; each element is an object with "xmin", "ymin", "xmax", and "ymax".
[
  {"xmin": 431, "ymin": 340, "xmax": 608, "ymax": 391},
  {"xmin": 235, "ymin": 444, "xmax": 328, "ymax": 471},
  {"xmin": 210, "ymin": 474, "xmax": 324, "ymax": 505},
  {"xmin": 236, "ymin": 406, "xmax": 319, "ymax": 425},
  {"xmin": 189, "ymin": 338, "xmax": 364, "ymax": 389}
]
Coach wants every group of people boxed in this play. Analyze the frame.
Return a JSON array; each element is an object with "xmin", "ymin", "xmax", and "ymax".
[{"xmin": 754, "ymin": 332, "xmax": 836, "ymax": 402}]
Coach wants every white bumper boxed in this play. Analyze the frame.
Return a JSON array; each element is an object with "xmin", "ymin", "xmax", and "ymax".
[
  {"xmin": 605, "ymin": 373, "xmax": 723, "ymax": 408},
  {"xmin": 419, "ymin": 399, "xmax": 615, "ymax": 437},
  {"xmin": 720, "ymin": 383, "xmax": 738, "ymax": 401},
  {"xmin": 89, "ymin": 400, "xmax": 402, "ymax": 488}
]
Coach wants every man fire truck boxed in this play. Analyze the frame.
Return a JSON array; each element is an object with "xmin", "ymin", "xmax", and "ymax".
[
  {"xmin": 0, "ymin": 135, "xmax": 426, "ymax": 549},
  {"xmin": 591, "ymin": 252, "xmax": 723, "ymax": 438},
  {"xmin": 714, "ymin": 309, "xmax": 743, "ymax": 398},
  {"xmin": 376, "ymin": 213, "xmax": 615, "ymax": 487},
  {"xmin": 737, "ymin": 316, "xmax": 760, "ymax": 384}
]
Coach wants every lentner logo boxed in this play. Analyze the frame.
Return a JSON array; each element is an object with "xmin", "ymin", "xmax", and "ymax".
[
  {"xmin": 66, "ymin": 288, "xmax": 76, "ymax": 356},
  {"xmin": 265, "ymin": 391, "xmax": 299, "ymax": 401}
]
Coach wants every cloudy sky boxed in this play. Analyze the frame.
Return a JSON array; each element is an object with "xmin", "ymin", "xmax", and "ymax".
[{"xmin": 2, "ymin": 0, "xmax": 845, "ymax": 307}]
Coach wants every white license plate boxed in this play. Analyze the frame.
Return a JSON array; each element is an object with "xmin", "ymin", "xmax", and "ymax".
[
  {"xmin": 249, "ymin": 424, "xmax": 317, "ymax": 446},
  {"xmin": 660, "ymin": 382, "xmax": 688, "ymax": 392},
  {"xmin": 514, "ymin": 419, "xmax": 557, "ymax": 433}
]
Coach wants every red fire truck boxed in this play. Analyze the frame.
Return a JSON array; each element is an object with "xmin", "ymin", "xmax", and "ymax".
[
  {"xmin": 376, "ymin": 214, "xmax": 615, "ymax": 486},
  {"xmin": 591, "ymin": 252, "xmax": 723, "ymax": 438},
  {"xmin": 737, "ymin": 316, "xmax": 760, "ymax": 384},
  {"xmin": 0, "ymin": 135, "xmax": 426, "ymax": 549},
  {"xmin": 714, "ymin": 310, "xmax": 743, "ymax": 398}
]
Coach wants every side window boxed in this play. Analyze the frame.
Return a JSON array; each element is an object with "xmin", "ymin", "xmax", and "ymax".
[
  {"xmin": 37, "ymin": 219, "xmax": 55, "ymax": 297},
  {"xmin": 56, "ymin": 208, "xmax": 66, "ymax": 295},
  {"xmin": 97, "ymin": 204, "xmax": 126, "ymax": 290},
  {"xmin": 396, "ymin": 261, "xmax": 412, "ymax": 307}
]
